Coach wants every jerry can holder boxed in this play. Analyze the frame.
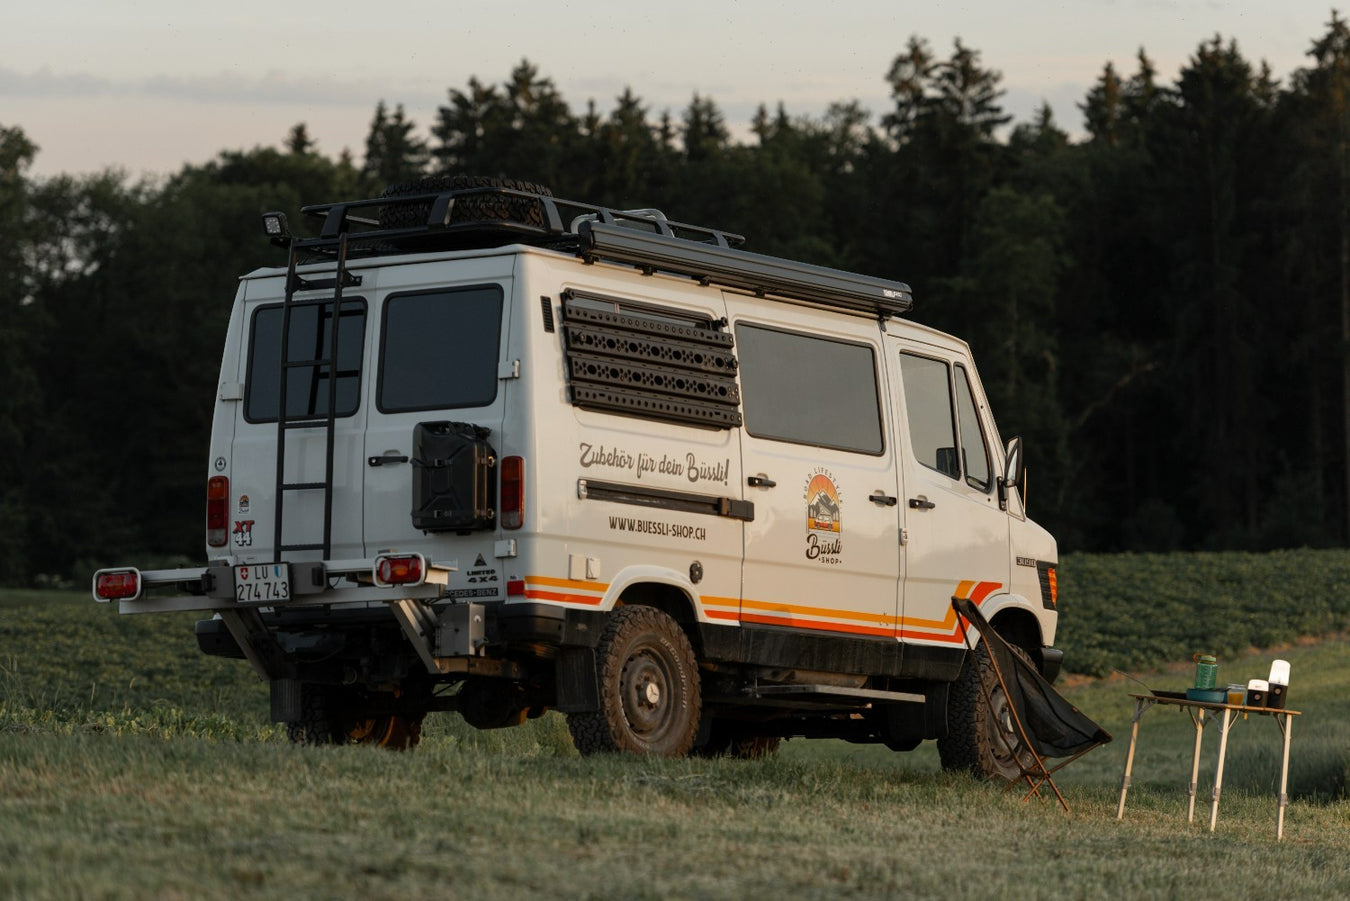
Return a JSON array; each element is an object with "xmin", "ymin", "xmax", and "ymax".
[{"xmin": 411, "ymin": 421, "xmax": 497, "ymax": 532}]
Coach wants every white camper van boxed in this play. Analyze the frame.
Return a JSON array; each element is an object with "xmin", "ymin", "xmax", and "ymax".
[{"xmin": 94, "ymin": 176, "xmax": 1061, "ymax": 777}]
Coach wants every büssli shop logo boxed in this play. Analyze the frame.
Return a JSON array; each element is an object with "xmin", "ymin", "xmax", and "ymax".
[{"xmin": 804, "ymin": 469, "xmax": 843, "ymax": 564}]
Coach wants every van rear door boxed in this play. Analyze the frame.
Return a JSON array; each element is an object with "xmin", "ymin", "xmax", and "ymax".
[
  {"xmin": 360, "ymin": 259, "xmax": 513, "ymax": 577},
  {"xmin": 230, "ymin": 277, "xmax": 370, "ymax": 563}
]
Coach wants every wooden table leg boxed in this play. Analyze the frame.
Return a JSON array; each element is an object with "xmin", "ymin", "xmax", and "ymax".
[
  {"xmin": 1187, "ymin": 707, "xmax": 1205, "ymax": 824},
  {"xmin": 1117, "ymin": 697, "xmax": 1146, "ymax": 819},
  {"xmin": 1277, "ymin": 713, "xmax": 1293, "ymax": 840},
  {"xmin": 1209, "ymin": 707, "xmax": 1234, "ymax": 832}
]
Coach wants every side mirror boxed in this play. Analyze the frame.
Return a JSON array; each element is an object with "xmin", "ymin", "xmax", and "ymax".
[{"xmin": 999, "ymin": 436, "xmax": 1025, "ymax": 511}]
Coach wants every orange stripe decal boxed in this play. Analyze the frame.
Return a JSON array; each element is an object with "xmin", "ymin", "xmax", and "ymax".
[{"xmin": 518, "ymin": 576, "xmax": 1007, "ymax": 640}]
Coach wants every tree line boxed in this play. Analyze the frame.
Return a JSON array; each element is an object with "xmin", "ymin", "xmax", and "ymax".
[{"xmin": 5, "ymin": 15, "xmax": 1350, "ymax": 584}]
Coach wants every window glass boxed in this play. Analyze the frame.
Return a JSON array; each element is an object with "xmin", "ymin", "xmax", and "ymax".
[
  {"xmin": 736, "ymin": 324, "xmax": 883, "ymax": 454},
  {"xmin": 379, "ymin": 286, "xmax": 503, "ymax": 412},
  {"xmin": 245, "ymin": 300, "xmax": 366, "ymax": 422},
  {"xmin": 900, "ymin": 353, "xmax": 959, "ymax": 479},
  {"xmin": 955, "ymin": 366, "xmax": 992, "ymax": 491}
]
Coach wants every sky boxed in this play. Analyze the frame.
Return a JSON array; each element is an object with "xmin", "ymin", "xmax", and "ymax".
[{"xmin": 2, "ymin": 0, "xmax": 1338, "ymax": 180}]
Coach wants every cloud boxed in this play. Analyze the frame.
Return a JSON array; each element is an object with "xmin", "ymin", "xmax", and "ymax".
[{"xmin": 0, "ymin": 66, "xmax": 443, "ymax": 110}]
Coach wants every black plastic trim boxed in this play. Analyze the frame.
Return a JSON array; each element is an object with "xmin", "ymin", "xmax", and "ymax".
[{"xmin": 579, "ymin": 478, "xmax": 754, "ymax": 521}]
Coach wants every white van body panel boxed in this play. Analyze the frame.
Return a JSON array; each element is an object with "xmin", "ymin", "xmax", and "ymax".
[{"xmin": 97, "ymin": 181, "xmax": 1065, "ymax": 765}]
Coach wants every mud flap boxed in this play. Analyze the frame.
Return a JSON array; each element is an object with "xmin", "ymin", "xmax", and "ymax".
[
  {"xmin": 554, "ymin": 646, "xmax": 599, "ymax": 713},
  {"xmin": 270, "ymin": 678, "xmax": 303, "ymax": 723}
]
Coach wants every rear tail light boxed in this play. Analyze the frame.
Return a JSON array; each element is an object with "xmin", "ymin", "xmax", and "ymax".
[
  {"xmin": 93, "ymin": 568, "xmax": 141, "ymax": 602},
  {"xmin": 206, "ymin": 476, "xmax": 229, "ymax": 547},
  {"xmin": 374, "ymin": 553, "xmax": 426, "ymax": 587},
  {"xmin": 501, "ymin": 455, "xmax": 524, "ymax": 530}
]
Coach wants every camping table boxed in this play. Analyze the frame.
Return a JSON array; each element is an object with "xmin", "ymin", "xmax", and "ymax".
[{"xmin": 1116, "ymin": 693, "xmax": 1300, "ymax": 839}]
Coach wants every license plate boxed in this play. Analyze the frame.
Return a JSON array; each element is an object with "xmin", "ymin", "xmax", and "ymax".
[{"xmin": 234, "ymin": 563, "xmax": 291, "ymax": 605}]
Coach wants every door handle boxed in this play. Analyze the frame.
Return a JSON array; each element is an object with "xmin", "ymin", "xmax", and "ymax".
[
  {"xmin": 747, "ymin": 475, "xmax": 776, "ymax": 488},
  {"xmin": 869, "ymin": 492, "xmax": 898, "ymax": 506},
  {"xmin": 908, "ymin": 496, "xmax": 936, "ymax": 510},
  {"xmin": 368, "ymin": 453, "xmax": 409, "ymax": 467}
]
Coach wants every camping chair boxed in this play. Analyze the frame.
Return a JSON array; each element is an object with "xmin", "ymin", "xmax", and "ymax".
[{"xmin": 951, "ymin": 596, "xmax": 1111, "ymax": 813}]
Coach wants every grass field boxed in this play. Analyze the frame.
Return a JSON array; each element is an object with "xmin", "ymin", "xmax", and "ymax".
[{"xmin": 4, "ymin": 558, "xmax": 1350, "ymax": 899}]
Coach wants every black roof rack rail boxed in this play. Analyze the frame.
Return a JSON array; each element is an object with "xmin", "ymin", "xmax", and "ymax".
[
  {"xmin": 275, "ymin": 184, "xmax": 913, "ymax": 318},
  {"xmin": 294, "ymin": 186, "xmax": 744, "ymax": 253},
  {"xmin": 576, "ymin": 221, "xmax": 913, "ymax": 318}
]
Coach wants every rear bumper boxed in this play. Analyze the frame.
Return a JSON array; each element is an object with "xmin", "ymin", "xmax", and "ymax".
[
  {"xmin": 93, "ymin": 558, "xmax": 455, "ymax": 613},
  {"xmin": 194, "ymin": 599, "xmax": 601, "ymax": 659}
]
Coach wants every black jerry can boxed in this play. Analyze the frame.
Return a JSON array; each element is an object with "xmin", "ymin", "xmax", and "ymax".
[{"xmin": 411, "ymin": 421, "xmax": 497, "ymax": 531}]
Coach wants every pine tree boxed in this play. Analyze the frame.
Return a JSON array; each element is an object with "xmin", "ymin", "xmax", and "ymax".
[{"xmin": 361, "ymin": 101, "xmax": 429, "ymax": 189}]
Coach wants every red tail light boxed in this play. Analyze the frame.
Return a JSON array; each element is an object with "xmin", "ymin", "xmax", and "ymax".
[
  {"xmin": 374, "ymin": 554, "xmax": 425, "ymax": 587},
  {"xmin": 501, "ymin": 455, "xmax": 524, "ymax": 530},
  {"xmin": 206, "ymin": 476, "xmax": 229, "ymax": 547},
  {"xmin": 93, "ymin": 568, "xmax": 141, "ymax": 601}
]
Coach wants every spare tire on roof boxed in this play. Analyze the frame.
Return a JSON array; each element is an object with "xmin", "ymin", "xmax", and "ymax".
[{"xmin": 378, "ymin": 174, "xmax": 554, "ymax": 230}]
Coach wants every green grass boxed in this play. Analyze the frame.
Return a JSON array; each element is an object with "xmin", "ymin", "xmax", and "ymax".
[{"xmin": 4, "ymin": 570, "xmax": 1350, "ymax": 898}]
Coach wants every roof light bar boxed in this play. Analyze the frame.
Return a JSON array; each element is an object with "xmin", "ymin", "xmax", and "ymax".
[{"xmin": 577, "ymin": 221, "xmax": 914, "ymax": 318}]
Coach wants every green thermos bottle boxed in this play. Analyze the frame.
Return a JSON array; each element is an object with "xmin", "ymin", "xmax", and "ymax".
[{"xmin": 1193, "ymin": 653, "xmax": 1218, "ymax": 690}]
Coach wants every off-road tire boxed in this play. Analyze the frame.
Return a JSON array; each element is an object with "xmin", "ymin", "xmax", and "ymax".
[
  {"xmin": 285, "ymin": 683, "xmax": 340, "ymax": 746},
  {"xmin": 378, "ymin": 174, "xmax": 553, "ymax": 230},
  {"xmin": 566, "ymin": 606, "xmax": 702, "ymax": 757},
  {"xmin": 341, "ymin": 713, "xmax": 424, "ymax": 751},
  {"xmin": 937, "ymin": 640, "xmax": 1038, "ymax": 781},
  {"xmin": 286, "ymin": 684, "xmax": 423, "ymax": 750},
  {"xmin": 693, "ymin": 720, "xmax": 782, "ymax": 759}
]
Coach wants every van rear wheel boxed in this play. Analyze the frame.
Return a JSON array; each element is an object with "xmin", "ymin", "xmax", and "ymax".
[
  {"xmin": 566, "ymin": 606, "xmax": 701, "ymax": 757},
  {"xmin": 285, "ymin": 684, "xmax": 423, "ymax": 750},
  {"xmin": 342, "ymin": 713, "xmax": 423, "ymax": 750},
  {"xmin": 694, "ymin": 719, "xmax": 782, "ymax": 759}
]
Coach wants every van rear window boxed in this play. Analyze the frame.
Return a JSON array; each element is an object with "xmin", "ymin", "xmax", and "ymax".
[
  {"xmin": 378, "ymin": 286, "xmax": 503, "ymax": 412},
  {"xmin": 245, "ymin": 300, "xmax": 367, "ymax": 422}
]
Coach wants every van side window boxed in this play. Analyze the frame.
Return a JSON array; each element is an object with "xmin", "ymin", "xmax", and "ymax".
[
  {"xmin": 378, "ymin": 286, "xmax": 503, "ymax": 412},
  {"xmin": 737, "ymin": 324, "xmax": 883, "ymax": 454},
  {"xmin": 245, "ymin": 300, "xmax": 366, "ymax": 422},
  {"xmin": 955, "ymin": 365, "xmax": 992, "ymax": 491},
  {"xmin": 899, "ymin": 353, "xmax": 959, "ymax": 478}
]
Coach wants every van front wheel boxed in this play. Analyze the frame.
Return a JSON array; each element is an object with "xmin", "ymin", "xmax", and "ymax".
[
  {"xmin": 567, "ymin": 606, "xmax": 701, "ymax": 757},
  {"xmin": 937, "ymin": 641, "xmax": 1038, "ymax": 781}
]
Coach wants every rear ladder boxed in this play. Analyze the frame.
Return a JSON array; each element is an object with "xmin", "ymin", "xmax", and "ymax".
[{"xmin": 272, "ymin": 232, "xmax": 361, "ymax": 558}]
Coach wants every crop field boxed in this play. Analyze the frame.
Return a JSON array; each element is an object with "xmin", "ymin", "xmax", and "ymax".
[{"xmin": 3, "ymin": 551, "xmax": 1350, "ymax": 899}]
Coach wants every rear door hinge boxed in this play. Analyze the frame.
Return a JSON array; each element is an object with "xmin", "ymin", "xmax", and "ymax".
[
  {"xmin": 218, "ymin": 381, "xmax": 244, "ymax": 402},
  {"xmin": 498, "ymin": 360, "xmax": 521, "ymax": 380}
]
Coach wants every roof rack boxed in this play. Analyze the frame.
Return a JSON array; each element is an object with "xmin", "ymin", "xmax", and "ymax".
[
  {"xmin": 269, "ymin": 184, "xmax": 914, "ymax": 318},
  {"xmin": 294, "ymin": 186, "xmax": 743, "ymax": 253}
]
